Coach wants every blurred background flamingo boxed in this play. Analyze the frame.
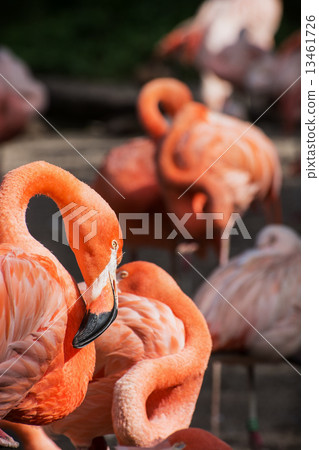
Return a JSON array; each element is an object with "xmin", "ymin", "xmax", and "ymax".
[
  {"xmin": 137, "ymin": 78, "xmax": 282, "ymax": 264},
  {"xmin": 194, "ymin": 225, "xmax": 300, "ymax": 448},
  {"xmin": 92, "ymin": 80, "xmax": 193, "ymax": 263},
  {"xmin": 93, "ymin": 77, "xmax": 282, "ymax": 266},
  {"xmin": 156, "ymin": 0, "xmax": 282, "ymax": 114}
]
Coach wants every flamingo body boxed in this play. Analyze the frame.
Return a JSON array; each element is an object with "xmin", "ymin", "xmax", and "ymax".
[
  {"xmin": 155, "ymin": 99, "xmax": 282, "ymax": 251},
  {"xmin": 134, "ymin": 78, "xmax": 282, "ymax": 263}
]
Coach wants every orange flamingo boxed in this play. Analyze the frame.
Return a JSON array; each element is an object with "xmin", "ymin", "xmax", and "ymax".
[
  {"xmin": 0, "ymin": 47, "xmax": 47, "ymax": 142},
  {"xmin": 194, "ymin": 224, "xmax": 300, "ymax": 447},
  {"xmin": 138, "ymin": 78, "xmax": 282, "ymax": 264},
  {"xmin": 0, "ymin": 161, "xmax": 122, "ymax": 447},
  {"xmin": 157, "ymin": 0, "xmax": 282, "ymax": 112},
  {"xmin": 46, "ymin": 261, "xmax": 212, "ymax": 449},
  {"xmin": 92, "ymin": 80, "xmax": 193, "ymax": 260}
]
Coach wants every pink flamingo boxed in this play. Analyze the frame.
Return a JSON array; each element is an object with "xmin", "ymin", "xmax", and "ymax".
[
  {"xmin": 92, "ymin": 80, "xmax": 193, "ymax": 261},
  {"xmin": 138, "ymin": 78, "xmax": 282, "ymax": 264},
  {"xmin": 0, "ymin": 161, "xmax": 122, "ymax": 447},
  {"xmin": 46, "ymin": 261, "xmax": 212, "ymax": 449},
  {"xmin": 194, "ymin": 225, "xmax": 300, "ymax": 448}
]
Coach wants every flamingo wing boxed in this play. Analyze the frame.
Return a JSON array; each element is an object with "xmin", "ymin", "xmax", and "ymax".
[{"xmin": 0, "ymin": 246, "xmax": 67, "ymax": 419}]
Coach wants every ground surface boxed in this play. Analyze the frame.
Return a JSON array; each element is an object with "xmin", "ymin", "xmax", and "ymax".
[{"xmin": 0, "ymin": 118, "xmax": 301, "ymax": 450}]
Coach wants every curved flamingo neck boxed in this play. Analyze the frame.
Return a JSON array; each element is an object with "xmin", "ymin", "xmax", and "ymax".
[
  {"xmin": 138, "ymin": 78, "xmax": 193, "ymax": 140},
  {"xmin": 112, "ymin": 262, "xmax": 212, "ymax": 446},
  {"xmin": 0, "ymin": 161, "xmax": 113, "ymax": 284},
  {"xmin": 156, "ymin": 101, "xmax": 209, "ymax": 188},
  {"xmin": 0, "ymin": 162, "xmax": 75, "ymax": 265}
]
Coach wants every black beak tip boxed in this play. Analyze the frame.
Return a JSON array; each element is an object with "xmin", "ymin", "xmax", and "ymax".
[{"xmin": 72, "ymin": 305, "xmax": 118, "ymax": 349}]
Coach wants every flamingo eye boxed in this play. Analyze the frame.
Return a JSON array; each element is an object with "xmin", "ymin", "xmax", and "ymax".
[
  {"xmin": 120, "ymin": 270, "xmax": 129, "ymax": 278},
  {"xmin": 112, "ymin": 240, "xmax": 118, "ymax": 250}
]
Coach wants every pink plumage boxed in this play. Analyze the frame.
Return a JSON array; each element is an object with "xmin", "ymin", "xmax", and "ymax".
[
  {"xmin": 48, "ymin": 261, "xmax": 212, "ymax": 449},
  {"xmin": 195, "ymin": 225, "xmax": 300, "ymax": 358},
  {"xmin": 0, "ymin": 246, "xmax": 66, "ymax": 420}
]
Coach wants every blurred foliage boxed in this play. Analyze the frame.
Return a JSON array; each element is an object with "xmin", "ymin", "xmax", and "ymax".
[{"xmin": 1, "ymin": 0, "xmax": 300, "ymax": 80}]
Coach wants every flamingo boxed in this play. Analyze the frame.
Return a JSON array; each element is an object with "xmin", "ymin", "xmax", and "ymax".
[
  {"xmin": 92, "ymin": 80, "xmax": 193, "ymax": 262},
  {"xmin": 44, "ymin": 260, "xmax": 212, "ymax": 449},
  {"xmin": 194, "ymin": 224, "xmax": 301, "ymax": 447},
  {"xmin": 0, "ymin": 161, "xmax": 122, "ymax": 447},
  {"xmin": 156, "ymin": 0, "xmax": 282, "ymax": 112},
  {"xmin": 0, "ymin": 47, "xmax": 48, "ymax": 142},
  {"xmin": 138, "ymin": 78, "xmax": 282, "ymax": 264}
]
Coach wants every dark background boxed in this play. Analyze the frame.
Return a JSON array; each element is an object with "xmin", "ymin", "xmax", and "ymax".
[{"xmin": 1, "ymin": 0, "xmax": 300, "ymax": 80}]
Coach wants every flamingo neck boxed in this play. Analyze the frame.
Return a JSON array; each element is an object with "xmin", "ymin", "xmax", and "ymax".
[
  {"xmin": 112, "ymin": 262, "xmax": 212, "ymax": 446},
  {"xmin": 157, "ymin": 101, "xmax": 209, "ymax": 188},
  {"xmin": 0, "ymin": 162, "xmax": 94, "ymax": 277},
  {"xmin": 138, "ymin": 78, "xmax": 193, "ymax": 140}
]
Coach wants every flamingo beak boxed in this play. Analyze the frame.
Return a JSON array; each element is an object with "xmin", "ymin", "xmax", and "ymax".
[{"xmin": 72, "ymin": 272, "xmax": 118, "ymax": 349}]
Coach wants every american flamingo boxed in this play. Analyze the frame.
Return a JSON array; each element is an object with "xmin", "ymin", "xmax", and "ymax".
[
  {"xmin": 46, "ymin": 261, "xmax": 212, "ymax": 449},
  {"xmin": 138, "ymin": 78, "xmax": 282, "ymax": 264},
  {"xmin": 0, "ymin": 161, "xmax": 122, "ymax": 447},
  {"xmin": 194, "ymin": 225, "xmax": 300, "ymax": 447},
  {"xmin": 0, "ymin": 47, "xmax": 47, "ymax": 142},
  {"xmin": 157, "ymin": 0, "xmax": 282, "ymax": 112}
]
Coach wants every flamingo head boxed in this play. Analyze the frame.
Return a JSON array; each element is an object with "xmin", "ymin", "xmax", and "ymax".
[{"xmin": 71, "ymin": 192, "xmax": 123, "ymax": 348}]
